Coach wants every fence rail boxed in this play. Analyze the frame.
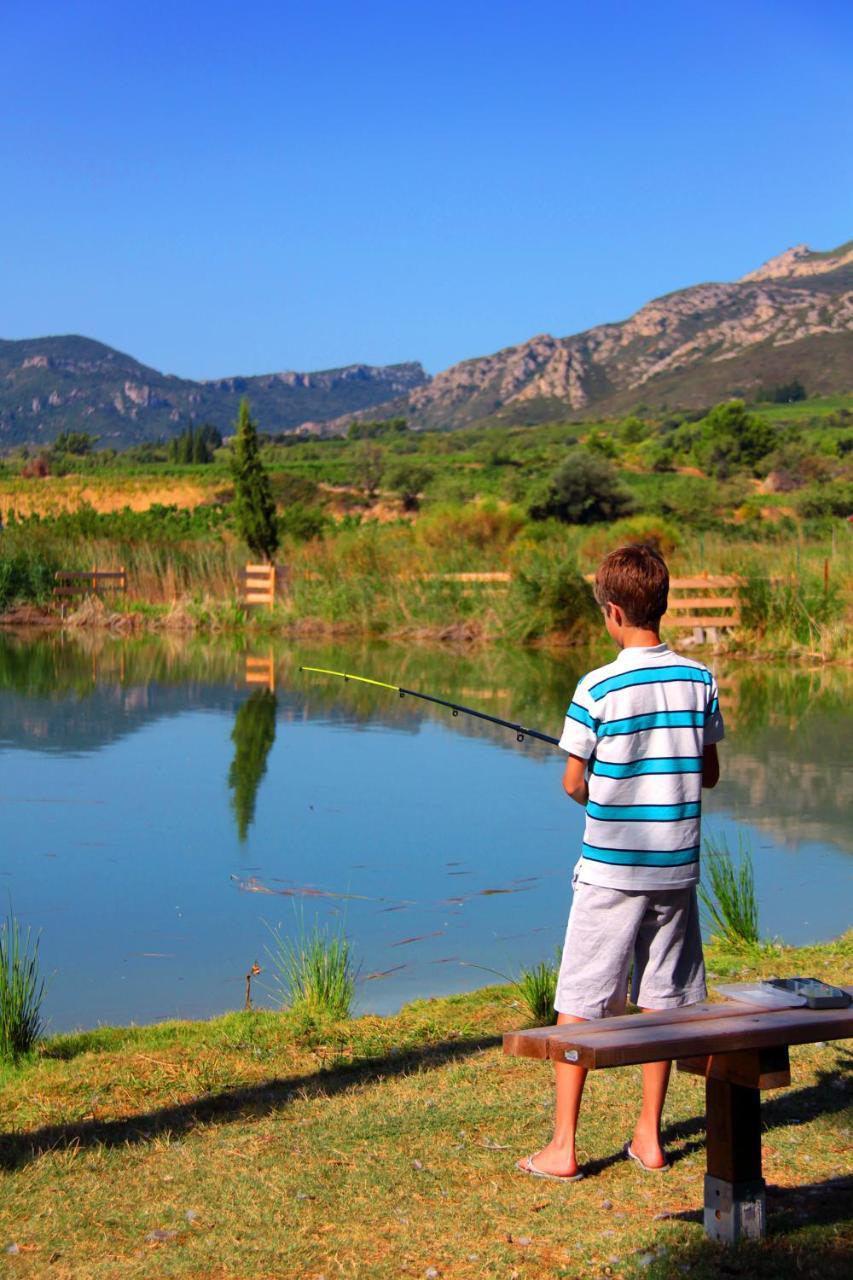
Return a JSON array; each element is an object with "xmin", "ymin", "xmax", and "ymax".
[
  {"xmin": 243, "ymin": 563, "xmax": 277, "ymax": 607},
  {"xmin": 54, "ymin": 567, "xmax": 127, "ymax": 602}
]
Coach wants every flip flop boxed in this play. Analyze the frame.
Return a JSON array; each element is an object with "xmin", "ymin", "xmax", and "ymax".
[
  {"xmin": 624, "ymin": 1141, "xmax": 670, "ymax": 1172},
  {"xmin": 517, "ymin": 1154, "xmax": 584, "ymax": 1182}
]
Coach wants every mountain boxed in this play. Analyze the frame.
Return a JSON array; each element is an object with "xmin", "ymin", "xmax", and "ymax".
[
  {"xmin": 3, "ymin": 241, "xmax": 850, "ymax": 448},
  {"xmin": 0, "ymin": 335, "xmax": 428, "ymax": 448},
  {"xmin": 329, "ymin": 240, "xmax": 853, "ymax": 433}
]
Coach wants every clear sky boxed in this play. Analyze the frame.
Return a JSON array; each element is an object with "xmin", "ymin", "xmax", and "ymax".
[{"xmin": 3, "ymin": 0, "xmax": 851, "ymax": 379}]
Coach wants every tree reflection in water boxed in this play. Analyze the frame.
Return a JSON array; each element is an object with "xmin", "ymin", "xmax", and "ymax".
[{"xmin": 228, "ymin": 689, "xmax": 277, "ymax": 841}]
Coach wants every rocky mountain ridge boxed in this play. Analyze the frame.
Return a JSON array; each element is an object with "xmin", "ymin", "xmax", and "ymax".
[
  {"xmin": 0, "ymin": 335, "xmax": 428, "ymax": 448},
  {"xmin": 2, "ymin": 240, "xmax": 850, "ymax": 447},
  {"xmin": 327, "ymin": 240, "xmax": 851, "ymax": 433}
]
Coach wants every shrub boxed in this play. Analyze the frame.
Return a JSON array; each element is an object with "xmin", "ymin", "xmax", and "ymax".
[
  {"xmin": 797, "ymin": 479, "xmax": 852, "ymax": 518},
  {"xmin": 579, "ymin": 515, "xmax": 681, "ymax": 565},
  {"xmin": 417, "ymin": 500, "xmax": 526, "ymax": 553},
  {"xmin": 0, "ymin": 548, "xmax": 60, "ymax": 610},
  {"xmin": 529, "ymin": 452, "xmax": 635, "ymax": 524},
  {"xmin": 696, "ymin": 400, "xmax": 776, "ymax": 476},
  {"xmin": 387, "ymin": 461, "xmax": 434, "ymax": 511},
  {"xmin": 279, "ymin": 503, "xmax": 329, "ymax": 542},
  {"xmin": 0, "ymin": 907, "xmax": 47, "ymax": 1061},
  {"xmin": 509, "ymin": 554, "xmax": 598, "ymax": 640}
]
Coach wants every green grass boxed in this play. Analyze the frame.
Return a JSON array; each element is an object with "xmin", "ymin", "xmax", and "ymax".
[{"xmin": 0, "ymin": 934, "xmax": 849, "ymax": 1277}]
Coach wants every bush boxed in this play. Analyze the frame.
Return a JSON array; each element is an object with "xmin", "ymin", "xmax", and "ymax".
[
  {"xmin": 529, "ymin": 452, "xmax": 635, "ymax": 524},
  {"xmin": 579, "ymin": 515, "xmax": 681, "ymax": 565},
  {"xmin": 797, "ymin": 479, "xmax": 852, "ymax": 518},
  {"xmin": 387, "ymin": 461, "xmax": 434, "ymax": 511},
  {"xmin": 509, "ymin": 554, "xmax": 598, "ymax": 640},
  {"xmin": 417, "ymin": 500, "xmax": 526, "ymax": 553},
  {"xmin": 0, "ymin": 547, "xmax": 60, "ymax": 610},
  {"xmin": 696, "ymin": 400, "xmax": 776, "ymax": 476},
  {"xmin": 279, "ymin": 503, "xmax": 329, "ymax": 542}
]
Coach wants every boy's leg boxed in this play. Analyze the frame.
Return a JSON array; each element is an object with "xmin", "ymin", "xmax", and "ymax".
[
  {"xmin": 630, "ymin": 887, "xmax": 706, "ymax": 1168},
  {"xmin": 518, "ymin": 883, "xmax": 640, "ymax": 1177},
  {"xmin": 631, "ymin": 1033, "xmax": 671, "ymax": 1169},
  {"xmin": 518, "ymin": 1012, "xmax": 587, "ymax": 1178}
]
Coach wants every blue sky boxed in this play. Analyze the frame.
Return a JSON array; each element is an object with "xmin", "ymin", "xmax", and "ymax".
[{"xmin": 3, "ymin": 0, "xmax": 851, "ymax": 379}]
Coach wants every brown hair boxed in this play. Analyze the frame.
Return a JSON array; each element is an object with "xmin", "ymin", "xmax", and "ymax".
[{"xmin": 593, "ymin": 544, "xmax": 669, "ymax": 629}]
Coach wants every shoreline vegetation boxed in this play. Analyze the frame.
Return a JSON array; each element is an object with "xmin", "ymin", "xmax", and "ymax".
[
  {"xmin": 0, "ymin": 395, "xmax": 850, "ymax": 661},
  {"xmin": 1, "ymin": 931, "xmax": 850, "ymax": 1277}
]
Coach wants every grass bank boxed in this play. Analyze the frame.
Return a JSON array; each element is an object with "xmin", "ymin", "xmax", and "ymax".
[{"xmin": 1, "ymin": 933, "xmax": 850, "ymax": 1278}]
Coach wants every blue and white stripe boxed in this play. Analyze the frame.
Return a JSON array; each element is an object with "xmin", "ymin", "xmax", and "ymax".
[{"xmin": 558, "ymin": 643, "xmax": 724, "ymax": 890}]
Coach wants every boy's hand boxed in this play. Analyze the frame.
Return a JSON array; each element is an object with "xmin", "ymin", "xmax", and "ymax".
[
  {"xmin": 563, "ymin": 754, "xmax": 589, "ymax": 806},
  {"xmin": 702, "ymin": 744, "xmax": 720, "ymax": 789}
]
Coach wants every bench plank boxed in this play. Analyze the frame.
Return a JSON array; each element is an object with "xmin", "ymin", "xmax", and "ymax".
[
  {"xmin": 503, "ymin": 1001, "xmax": 761, "ymax": 1059},
  {"xmin": 527, "ymin": 1006, "xmax": 853, "ymax": 1067}
]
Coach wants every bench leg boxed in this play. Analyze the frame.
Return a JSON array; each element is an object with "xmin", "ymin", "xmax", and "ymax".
[{"xmin": 704, "ymin": 1077, "xmax": 766, "ymax": 1243}]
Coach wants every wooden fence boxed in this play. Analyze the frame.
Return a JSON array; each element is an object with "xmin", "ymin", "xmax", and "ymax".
[
  {"xmin": 661, "ymin": 575, "xmax": 741, "ymax": 639},
  {"xmin": 245, "ymin": 652, "xmax": 276, "ymax": 692},
  {"xmin": 243, "ymin": 563, "xmax": 277, "ymax": 607},
  {"xmin": 54, "ymin": 566, "xmax": 127, "ymax": 607}
]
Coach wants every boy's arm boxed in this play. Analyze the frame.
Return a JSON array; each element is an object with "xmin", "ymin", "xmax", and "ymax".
[
  {"xmin": 563, "ymin": 753, "xmax": 589, "ymax": 806},
  {"xmin": 702, "ymin": 743, "xmax": 720, "ymax": 789}
]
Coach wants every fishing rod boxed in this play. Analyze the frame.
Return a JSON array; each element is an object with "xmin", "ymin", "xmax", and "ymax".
[{"xmin": 299, "ymin": 666, "xmax": 560, "ymax": 747}]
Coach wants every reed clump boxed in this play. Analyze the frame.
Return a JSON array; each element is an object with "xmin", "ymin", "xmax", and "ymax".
[
  {"xmin": 264, "ymin": 917, "xmax": 356, "ymax": 1020},
  {"xmin": 699, "ymin": 835, "xmax": 761, "ymax": 949},
  {"xmin": 515, "ymin": 955, "xmax": 559, "ymax": 1023},
  {"xmin": 0, "ymin": 907, "xmax": 47, "ymax": 1061}
]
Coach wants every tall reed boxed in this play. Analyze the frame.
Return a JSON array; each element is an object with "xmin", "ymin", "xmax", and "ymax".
[
  {"xmin": 264, "ymin": 916, "xmax": 356, "ymax": 1019},
  {"xmin": 515, "ymin": 955, "xmax": 560, "ymax": 1023},
  {"xmin": 699, "ymin": 834, "xmax": 761, "ymax": 948},
  {"xmin": 0, "ymin": 907, "xmax": 47, "ymax": 1060}
]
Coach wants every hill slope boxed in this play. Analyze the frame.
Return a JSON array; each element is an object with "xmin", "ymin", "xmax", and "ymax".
[
  {"xmin": 0, "ymin": 335, "xmax": 427, "ymax": 448},
  {"xmin": 334, "ymin": 240, "xmax": 853, "ymax": 433}
]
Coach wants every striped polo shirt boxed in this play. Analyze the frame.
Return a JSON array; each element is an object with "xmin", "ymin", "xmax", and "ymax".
[{"xmin": 558, "ymin": 643, "xmax": 724, "ymax": 890}]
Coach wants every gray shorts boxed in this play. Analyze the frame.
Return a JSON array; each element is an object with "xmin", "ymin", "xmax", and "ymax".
[{"xmin": 554, "ymin": 879, "xmax": 706, "ymax": 1019}]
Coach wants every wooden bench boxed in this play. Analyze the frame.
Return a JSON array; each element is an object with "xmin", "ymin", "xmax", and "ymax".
[
  {"xmin": 504, "ymin": 993, "xmax": 853, "ymax": 1243},
  {"xmin": 53, "ymin": 567, "xmax": 127, "ymax": 609}
]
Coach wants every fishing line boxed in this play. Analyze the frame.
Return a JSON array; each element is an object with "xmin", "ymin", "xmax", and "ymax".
[{"xmin": 299, "ymin": 666, "xmax": 560, "ymax": 747}]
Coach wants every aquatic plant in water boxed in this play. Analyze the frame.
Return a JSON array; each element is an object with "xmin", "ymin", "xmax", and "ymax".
[{"xmin": 0, "ymin": 907, "xmax": 47, "ymax": 1060}]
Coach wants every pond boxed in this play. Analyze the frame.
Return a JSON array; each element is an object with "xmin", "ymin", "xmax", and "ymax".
[{"xmin": 1, "ymin": 630, "xmax": 849, "ymax": 1033}]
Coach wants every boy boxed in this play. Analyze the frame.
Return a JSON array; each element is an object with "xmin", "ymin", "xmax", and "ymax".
[{"xmin": 518, "ymin": 544, "xmax": 723, "ymax": 1181}]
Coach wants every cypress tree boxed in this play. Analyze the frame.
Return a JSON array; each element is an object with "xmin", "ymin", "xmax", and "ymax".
[{"xmin": 230, "ymin": 399, "xmax": 279, "ymax": 562}]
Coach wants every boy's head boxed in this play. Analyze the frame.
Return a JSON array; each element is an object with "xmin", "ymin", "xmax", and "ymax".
[{"xmin": 593, "ymin": 544, "xmax": 669, "ymax": 642}]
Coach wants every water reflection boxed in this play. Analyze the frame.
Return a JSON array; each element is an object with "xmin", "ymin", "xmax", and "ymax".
[
  {"xmin": 228, "ymin": 690, "xmax": 278, "ymax": 841},
  {"xmin": 0, "ymin": 628, "xmax": 849, "ymax": 1034}
]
